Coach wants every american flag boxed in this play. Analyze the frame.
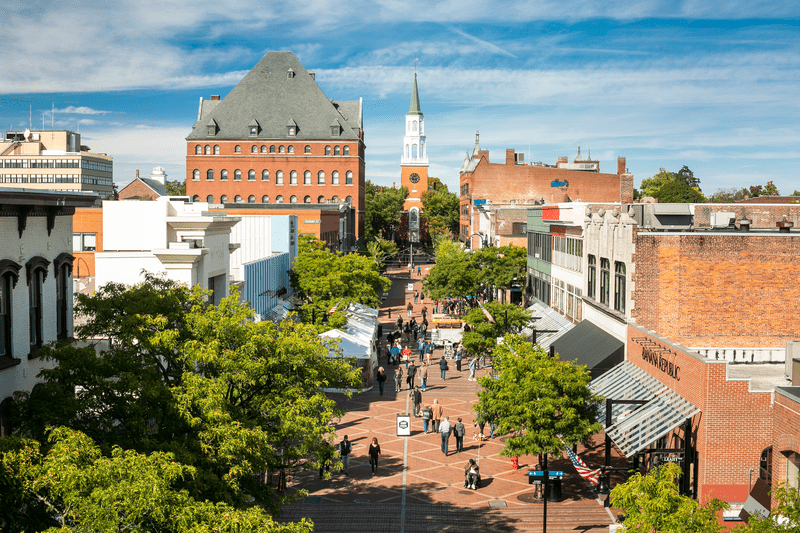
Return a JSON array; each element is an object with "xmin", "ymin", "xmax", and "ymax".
[
  {"xmin": 477, "ymin": 301, "xmax": 496, "ymax": 324},
  {"xmin": 563, "ymin": 443, "xmax": 601, "ymax": 486}
]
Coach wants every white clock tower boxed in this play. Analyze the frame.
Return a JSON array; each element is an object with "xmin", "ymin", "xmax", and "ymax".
[{"xmin": 401, "ymin": 73, "xmax": 429, "ymax": 223}]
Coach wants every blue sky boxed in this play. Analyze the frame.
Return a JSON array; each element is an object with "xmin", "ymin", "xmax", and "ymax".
[{"xmin": 2, "ymin": 1, "xmax": 799, "ymax": 196}]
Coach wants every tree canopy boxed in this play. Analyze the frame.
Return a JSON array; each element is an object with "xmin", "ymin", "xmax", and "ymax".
[
  {"xmin": 638, "ymin": 166, "xmax": 706, "ymax": 203},
  {"xmin": 423, "ymin": 239, "xmax": 478, "ymax": 300},
  {"xmin": 165, "ymin": 179, "xmax": 187, "ymax": 196},
  {"xmin": 473, "ymin": 245, "xmax": 526, "ymax": 296},
  {"xmin": 473, "ymin": 338, "xmax": 603, "ymax": 458},
  {"xmin": 421, "ymin": 183, "xmax": 459, "ymax": 241},
  {"xmin": 366, "ymin": 236, "xmax": 398, "ymax": 271},
  {"xmin": 461, "ymin": 302, "xmax": 534, "ymax": 361},
  {"xmin": 10, "ymin": 273, "xmax": 360, "ymax": 529},
  {"xmin": 364, "ymin": 181, "xmax": 408, "ymax": 241}
]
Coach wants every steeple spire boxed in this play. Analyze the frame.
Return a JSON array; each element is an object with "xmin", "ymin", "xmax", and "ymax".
[{"xmin": 408, "ymin": 73, "xmax": 422, "ymax": 115}]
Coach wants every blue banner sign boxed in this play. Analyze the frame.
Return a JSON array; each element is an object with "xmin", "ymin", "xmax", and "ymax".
[
  {"xmin": 550, "ymin": 180, "xmax": 569, "ymax": 188},
  {"xmin": 473, "ymin": 199, "xmax": 487, "ymax": 205}
]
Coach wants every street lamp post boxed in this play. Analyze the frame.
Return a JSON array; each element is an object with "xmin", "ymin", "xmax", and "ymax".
[{"xmin": 468, "ymin": 232, "xmax": 489, "ymax": 249}]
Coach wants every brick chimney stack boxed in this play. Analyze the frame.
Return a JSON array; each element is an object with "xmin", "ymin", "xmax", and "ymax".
[
  {"xmin": 617, "ymin": 157, "xmax": 626, "ymax": 175},
  {"xmin": 136, "ymin": 169, "xmax": 139, "ymax": 178},
  {"xmin": 210, "ymin": 95, "xmax": 220, "ymax": 101}
]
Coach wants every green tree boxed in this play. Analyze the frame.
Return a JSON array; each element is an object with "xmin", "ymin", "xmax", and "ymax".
[
  {"xmin": 739, "ymin": 483, "xmax": 800, "ymax": 532},
  {"xmin": 792, "ymin": 190, "xmax": 800, "ymax": 197},
  {"xmin": 0, "ymin": 428, "xmax": 311, "ymax": 532},
  {"xmin": 473, "ymin": 338, "xmax": 603, "ymax": 458},
  {"xmin": 423, "ymin": 239, "xmax": 477, "ymax": 300},
  {"xmin": 610, "ymin": 462, "xmax": 727, "ymax": 533},
  {"xmin": 366, "ymin": 236, "xmax": 398, "ymax": 270},
  {"xmin": 638, "ymin": 166, "xmax": 706, "ymax": 203},
  {"xmin": 710, "ymin": 187, "xmax": 750, "ymax": 203},
  {"xmin": 165, "ymin": 179, "xmax": 187, "ymax": 196},
  {"xmin": 461, "ymin": 302, "xmax": 534, "ymax": 362},
  {"xmin": 364, "ymin": 181, "xmax": 408, "ymax": 241},
  {"xmin": 15, "ymin": 273, "xmax": 360, "ymax": 513},
  {"xmin": 474, "ymin": 245, "xmax": 526, "ymax": 300},
  {"xmin": 421, "ymin": 184, "xmax": 459, "ymax": 241}
]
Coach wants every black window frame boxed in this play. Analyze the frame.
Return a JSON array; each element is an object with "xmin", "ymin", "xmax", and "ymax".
[
  {"xmin": 614, "ymin": 262, "xmax": 626, "ymax": 313},
  {"xmin": 600, "ymin": 258, "xmax": 610, "ymax": 306},
  {"xmin": 588, "ymin": 255, "xmax": 596, "ymax": 299}
]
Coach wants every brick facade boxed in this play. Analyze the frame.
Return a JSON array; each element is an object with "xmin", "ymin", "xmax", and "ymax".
[
  {"xmin": 694, "ymin": 204, "xmax": 800, "ymax": 230},
  {"xmin": 118, "ymin": 178, "xmax": 162, "ymax": 200},
  {"xmin": 72, "ymin": 207, "xmax": 104, "ymax": 278},
  {"xmin": 771, "ymin": 388, "xmax": 800, "ymax": 507},
  {"xmin": 632, "ymin": 233, "xmax": 800, "ymax": 348}
]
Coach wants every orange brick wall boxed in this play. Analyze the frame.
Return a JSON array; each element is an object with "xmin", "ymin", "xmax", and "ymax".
[
  {"xmin": 627, "ymin": 326, "xmax": 773, "ymax": 503},
  {"xmin": 72, "ymin": 207, "xmax": 103, "ymax": 277},
  {"xmin": 208, "ymin": 207, "xmax": 340, "ymax": 243},
  {"xmin": 694, "ymin": 204, "xmax": 800, "ymax": 229},
  {"xmin": 632, "ymin": 234, "xmax": 800, "ymax": 347}
]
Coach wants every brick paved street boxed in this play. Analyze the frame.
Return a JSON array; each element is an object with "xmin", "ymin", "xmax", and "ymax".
[{"xmin": 281, "ymin": 267, "xmax": 622, "ymax": 532}]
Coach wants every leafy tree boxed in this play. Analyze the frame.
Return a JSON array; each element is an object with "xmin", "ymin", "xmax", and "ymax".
[
  {"xmin": 423, "ymin": 239, "xmax": 477, "ymax": 300},
  {"xmin": 474, "ymin": 244, "xmax": 526, "ymax": 300},
  {"xmin": 792, "ymin": 190, "xmax": 800, "ymax": 197},
  {"xmin": 710, "ymin": 187, "xmax": 750, "ymax": 203},
  {"xmin": 165, "ymin": 179, "xmax": 187, "ymax": 196},
  {"xmin": 610, "ymin": 462, "xmax": 727, "ymax": 533},
  {"xmin": 366, "ymin": 236, "xmax": 398, "ymax": 270},
  {"xmin": 421, "ymin": 184, "xmax": 459, "ymax": 240},
  {"xmin": 473, "ymin": 338, "xmax": 603, "ymax": 458},
  {"xmin": 0, "ymin": 427, "xmax": 311, "ymax": 532},
  {"xmin": 740, "ymin": 483, "xmax": 800, "ymax": 532},
  {"xmin": 749, "ymin": 181, "xmax": 781, "ymax": 198},
  {"xmin": 364, "ymin": 181, "xmax": 408, "ymax": 241},
  {"xmin": 638, "ymin": 166, "xmax": 706, "ymax": 203},
  {"xmin": 461, "ymin": 302, "xmax": 534, "ymax": 362},
  {"xmin": 15, "ymin": 273, "xmax": 360, "ymax": 513},
  {"xmin": 298, "ymin": 233, "xmax": 328, "ymax": 253}
]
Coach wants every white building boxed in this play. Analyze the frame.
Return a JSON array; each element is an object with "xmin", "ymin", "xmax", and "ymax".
[
  {"xmin": 95, "ymin": 197, "xmax": 240, "ymax": 304},
  {"xmin": 0, "ymin": 188, "xmax": 98, "ymax": 435}
]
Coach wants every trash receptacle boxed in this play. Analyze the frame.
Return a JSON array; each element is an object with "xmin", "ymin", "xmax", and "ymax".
[{"xmin": 546, "ymin": 470, "xmax": 563, "ymax": 502}]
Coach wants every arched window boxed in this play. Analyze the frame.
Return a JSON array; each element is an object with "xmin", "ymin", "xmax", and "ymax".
[
  {"xmin": 317, "ymin": 171, "xmax": 325, "ymax": 185},
  {"xmin": 262, "ymin": 195, "xmax": 269, "ymax": 203},
  {"xmin": 290, "ymin": 195, "xmax": 297, "ymax": 203},
  {"xmin": 204, "ymin": 145, "xmax": 211, "ymax": 155},
  {"xmin": 234, "ymin": 169, "xmax": 241, "ymax": 181},
  {"xmin": 279, "ymin": 145, "xmax": 285, "ymax": 154},
  {"xmin": 262, "ymin": 170, "xmax": 269, "ymax": 181},
  {"xmin": 206, "ymin": 195, "xmax": 214, "ymax": 203},
  {"xmin": 290, "ymin": 170, "xmax": 297, "ymax": 184},
  {"xmin": 234, "ymin": 145, "xmax": 241, "ymax": 153},
  {"xmin": 206, "ymin": 169, "xmax": 214, "ymax": 180},
  {"xmin": 248, "ymin": 169, "xmax": 255, "ymax": 181},
  {"xmin": 304, "ymin": 195, "xmax": 311, "ymax": 203},
  {"xmin": 220, "ymin": 195, "xmax": 228, "ymax": 203},
  {"xmin": 304, "ymin": 170, "xmax": 311, "ymax": 185},
  {"xmin": 213, "ymin": 145, "xmax": 219, "ymax": 155},
  {"xmin": 269, "ymin": 145, "xmax": 276, "ymax": 153},
  {"xmin": 234, "ymin": 195, "xmax": 243, "ymax": 203},
  {"xmin": 343, "ymin": 146, "xmax": 350, "ymax": 155},
  {"xmin": 192, "ymin": 195, "xmax": 200, "ymax": 202},
  {"xmin": 195, "ymin": 145, "xmax": 202, "ymax": 154},
  {"xmin": 412, "ymin": 144, "xmax": 418, "ymax": 158},
  {"xmin": 334, "ymin": 146, "xmax": 340, "ymax": 155},
  {"xmin": 346, "ymin": 170, "xmax": 353, "ymax": 185},
  {"xmin": 405, "ymin": 144, "xmax": 410, "ymax": 158},
  {"xmin": 221, "ymin": 169, "xmax": 228, "ymax": 181},
  {"xmin": 276, "ymin": 195, "xmax": 283, "ymax": 203},
  {"xmin": 192, "ymin": 169, "xmax": 200, "ymax": 180},
  {"xmin": 325, "ymin": 145, "xmax": 331, "ymax": 155},
  {"xmin": 345, "ymin": 196, "xmax": 352, "ymax": 204},
  {"xmin": 412, "ymin": 120, "xmax": 418, "ymax": 132},
  {"xmin": 331, "ymin": 195, "xmax": 339, "ymax": 203},
  {"xmin": 332, "ymin": 170, "xmax": 339, "ymax": 185},
  {"xmin": 318, "ymin": 196, "xmax": 325, "ymax": 203},
  {"xmin": 304, "ymin": 145, "xmax": 311, "ymax": 154},
  {"xmin": 251, "ymin": 145, "xmax": 258, "ymax": 154},
  {"xmin": 288, "ymin": 145, "xmax": 295, "ymax": 154},
  {"xmin": 261, "ymin": 145, "xmax": 267, "ymax": 153},
  {"xmin": 248, "ymin": 195, "xmax": 256, "ymax": 203},
  {"xmin": 276, "ymin": 170, "xmax": 284, "ymax": 184}
]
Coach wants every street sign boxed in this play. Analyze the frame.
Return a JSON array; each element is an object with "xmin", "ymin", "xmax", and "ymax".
[{"xmin": 396, "ymin": 413, "xmax": 411, "ymax": 436}]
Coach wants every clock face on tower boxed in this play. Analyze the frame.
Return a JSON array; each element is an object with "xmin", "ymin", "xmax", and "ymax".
[{"xmin": 409, "ymin": 173, "xmax": 420, "ymax": 184}]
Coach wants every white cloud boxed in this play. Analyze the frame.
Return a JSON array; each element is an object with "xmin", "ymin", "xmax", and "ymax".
[{"xmin": 54, "ymin": 106, "xmax": 111, "ymax": 115}]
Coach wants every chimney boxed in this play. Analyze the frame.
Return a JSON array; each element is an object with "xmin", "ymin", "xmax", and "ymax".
[
  {"xmin": 136, "ymin": 169, "xmax": 139, "ymax": 178},
  {"xmin": 557, "ymin": 156, "xmax": 568, "ymax": 164},
  {"xmin": 210, "ymin": 95, "xmax": 220, "ymax": 101},
  {"xmin": 506, "ymin": 149, "xmax": 516, "ymax": 165},
  {"xmin": 308, "ymin": 71, "xmax": 315, "ymax": 80},
  {"xmin": 777, "ymin": 220, "xmax": 794, "ymax": 233},
  {"xmin": 617, "ymin": 157, "xmax": 626, "ymax": 175},
  {"xmin": 739, "ymin": 219, "xmax": 751, "ymax": 231}
]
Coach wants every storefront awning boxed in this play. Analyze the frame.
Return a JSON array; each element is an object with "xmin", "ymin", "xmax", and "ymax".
[
  {"xmin": 591, "ymin": 361, "xmax": 700, "ymax": 457},
  {"xmin": 551, "ymin": 320, "xmax": 624, "ymax": 379}
]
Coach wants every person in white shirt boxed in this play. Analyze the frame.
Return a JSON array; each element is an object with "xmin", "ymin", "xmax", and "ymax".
[{"xmin": 439, "ymin": 416, "xmax": 452, "ymax": 456}]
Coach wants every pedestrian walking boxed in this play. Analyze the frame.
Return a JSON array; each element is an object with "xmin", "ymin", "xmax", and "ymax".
[
  {"xmin": 368, "ymin": 437, "xmax": 381, "ymax": 474},
  {"xmin": 439, "ymin": 356, "xmax": 449, "ymax": 380},
  {"xmin": 440, "ymin": 416, "xmax": 452, "ymax": 455},
  {"xmin": 422, "ymin": 403, "xmax": 433, "ymax": 433},
  {"xmin": 455, "ymin": 343, "xmax": 463, "ymax": 371},
  {"xmin": 402, "ymin": 345, "xmax": 412, "ymax": 369},
  {"xmin": 404, "ymin": 321, "xmax": 411, "ymax": 342},
  {"xmin": 394, "ymin": 366, "xmax": 403, "ymax": 392},
  {"xmin": 376, "ymin": 366, "xmax": 387, "ymax": 396},
  {"xmin": 412, "ymin": 322, "xmax": 419, "ymax": 342},
  {"xmin": 417, "ymin": 265, "xmax": 421, "ymax": 276},
  {"xmin": 407, "ymin": 361, "xmax": 417, "ymax": 389},
  {"xmin": 418, "ymin": 339, "xmax": 426, "ymax": 362},
  {"xmin": 419, "ymin": 362, "xmax": 428, "ymax": 391},
  {"xmin": 468, "ymin": 357, "xmax": 477, "ymax": 381},
  {"xmin": 396, "ymin": 316, "xmax": 403, "ymax": 331},
  {"xmin": 414, "ymin": 290, "xmax": 419, "ymax": 303},
  {"xmin": 421, "ymin": 292, "xmax": 425, "ymax": 303},
  {"xmin": 411, "ymin": 386, "xmax": 422, "ymax": 417},
  {"xmin": 454, "ymin": 418, "xmax": 466, "ymax": 453},
  {"xmin": 407, "ymin": 301, "xmax": 413, "ymax": 318},
  {"xmin": 338, "ymin": 435, "xmax": 351, "ymax": 475},
  {"xmin": 431, "ymin": 399, "xmax": 443, "ymax": 432},
  {"xmin": 391, "ymin": 344, "xmax": 400, "ymax": 366}
]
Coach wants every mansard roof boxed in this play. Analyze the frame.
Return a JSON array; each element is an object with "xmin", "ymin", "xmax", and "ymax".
[{"xmin": 187, "ymin": 51, "xmax": 362, "ymax": 141}]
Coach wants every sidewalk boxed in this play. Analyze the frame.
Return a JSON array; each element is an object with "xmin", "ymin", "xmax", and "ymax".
[{"xmin": 280, "ymin": 269, "xmax": 622, "ymax": 532}]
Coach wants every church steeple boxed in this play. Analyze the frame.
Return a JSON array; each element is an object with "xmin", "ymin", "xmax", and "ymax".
[{"xmin": 409, "ymin": 73, "xmax": 422, "ymax": 115}]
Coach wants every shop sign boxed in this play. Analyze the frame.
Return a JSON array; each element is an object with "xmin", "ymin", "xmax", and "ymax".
[
  {"xmin": 633, "ymin": 336, "xmax": 681, "ymax": 381},
  {"xmin": 551, "ymin": 179, "xmax": 569, "ymax": 188},
  {"xmin": 653, "ymin": 452, "xmax": 684, "ymax": 467}
]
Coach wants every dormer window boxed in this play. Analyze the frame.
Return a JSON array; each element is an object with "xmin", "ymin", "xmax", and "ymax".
[
  {"xmin": 287, "ymin": 118, "xmax": 297, "ymax": 136},
  {"xmin": 206, "ymin": 118, "xmax": 218, "ymax": 137},
  {"xmin": 287, "ymin": 68, "xmax": 295, "ymax": 79},
  {"xmin": 248, "ymin": 118, "xmax": 260, "ymax": 136},
  {"xmin": 330, "ymin": 120, "xmax": 341, "ymax": 136}
]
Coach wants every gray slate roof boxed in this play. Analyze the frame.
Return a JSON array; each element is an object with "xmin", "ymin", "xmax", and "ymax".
[{"xmin": 187, "ymin": 51, "xmax": 362, "ymax": 141}]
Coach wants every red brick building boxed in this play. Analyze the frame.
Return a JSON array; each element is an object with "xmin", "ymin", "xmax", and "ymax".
[
  {"xmin": 185, "ymin": 51, "xmax": 365, "ymax": 244},
  {"xmin": 460, "ymin": 134, "xmax": 633, "ymax": 248}
]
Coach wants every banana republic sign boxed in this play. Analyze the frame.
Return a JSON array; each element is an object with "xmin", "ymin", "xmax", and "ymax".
[{"xmin": 632, "ymin": 336, "xmax": 681, "ymax": 381}]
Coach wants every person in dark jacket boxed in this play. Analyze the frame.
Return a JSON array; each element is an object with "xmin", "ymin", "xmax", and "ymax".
[
  {"xmin": 454, "ymin": 417, "xmax": 466, "ymax": 453},
  {"xmin": 368, "ymin": 437, "xmax": 381, "ymax": 474},
  {"xmin": 376, "ymin": 366, "xmax": 387, "ymax": 396},
  {"xmin": 464, "ymin": 458, "xmax": 480, "ymax": 489},
  {"xmin": 439, "ymin": 356, "xmax": 449, "ymax": 380},
  {"xmin": 407, "ymin": 361, "xmax": 418, "ymax": 389},
  {"xmin": 411, "ymin": 386, "xmax": 422, "ymax": 417}
]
